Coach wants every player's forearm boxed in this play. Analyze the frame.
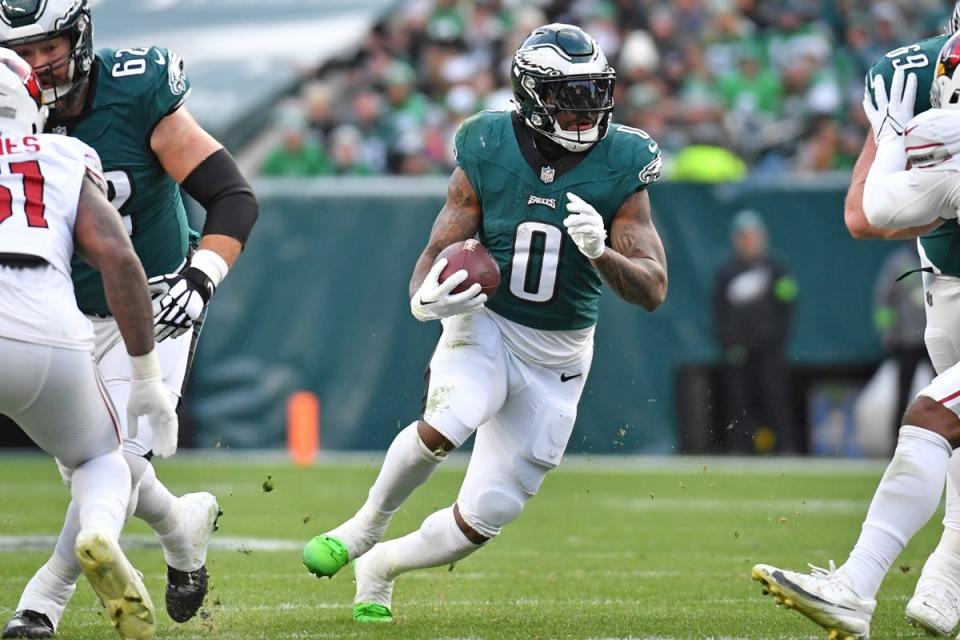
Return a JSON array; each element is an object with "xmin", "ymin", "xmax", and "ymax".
[
  {"xmin": 182, "ymin": 148, "xmax": 259, "ymax": 257},
  {"xmin": 101, "ymin": 248, "xmax": 157, "ymax": 356},
  {"xmin": 199, "ymin": 234, "xmax": 242, "ymax": 267},
  {"xmin": 592, "ymin": 250, "xmax": 667, "ymax": 311},
  {"xmin": 846, "ymin": 133, "xmax": 939, "ymax": 238}
]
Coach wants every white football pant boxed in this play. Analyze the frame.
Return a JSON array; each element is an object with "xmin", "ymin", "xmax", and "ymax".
[
  {"xmin": 91, "ymin": 315, "xmax": 192, "ymax": 457},
  {"xmin": 0, "ymin": 336, "xmax": 131, "ymax": 629},
  {"xmin": 424, "ymin": 310, "xmax": 592, "ymax": 538}
]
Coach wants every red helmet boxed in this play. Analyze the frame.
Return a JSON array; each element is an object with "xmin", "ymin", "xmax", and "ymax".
[{"xmin": 0, "ymin": 47, "xmax": 46, "ymax": 133}]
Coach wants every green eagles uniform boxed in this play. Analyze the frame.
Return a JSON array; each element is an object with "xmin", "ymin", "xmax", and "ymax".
[
  {"xmin": 454, "ymin": 111, "xmax": 661, "ymax": 331},
  {"xmin": 53, "ymin": 46, "xmax": 193, "ymax": 316},
  {"xmin": 868, "ymin": 35, "xmax": 960, "ymax": 276}
]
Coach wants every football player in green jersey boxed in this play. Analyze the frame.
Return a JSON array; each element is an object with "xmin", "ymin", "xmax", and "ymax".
[
  {"xmin": 0, "ymin": 1, "xmax": 258, "ymax": 637},
  {"xmin": 752, "ymin": 7, "xmax": 960, "ymax": 639},
  {"xmin": 303, "ymin": 24, "xmax": 667, "ymax": 623}
]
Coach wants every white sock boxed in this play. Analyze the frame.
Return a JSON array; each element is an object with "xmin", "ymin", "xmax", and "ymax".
[
  {"xmin": 918, "ymin": 527, "xmax": 960, "ymax": 590},
  {"xmin": 125, "ymin": 452, "xmax": 178, "ymax": 537},
  {"xmin": 329, "ymin": 422, "xmax": 443, "ymax": 559},
  {"xmin": 368, "ymin": 422, "xmax": 445, "ymax": 513},
  {"xmin": 71, "ymin": 451, "xmax": 130, "ymax": 538},
  {"xmin": 16, "ymin": 502, "xmax": 81, "ymax": 630},
  {"xmin": 379, "ymin": 507, "xmax": 480, "ymax": 579},
  {"xmin": 840, "ymin": 426, "xmax": 952, "ymax": 600}
]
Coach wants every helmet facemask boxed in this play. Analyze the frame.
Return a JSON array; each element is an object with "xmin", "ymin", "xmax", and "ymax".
[
  {"xmin": 521, "ymin": 74, "xmax": 614, "ymax": 151},
  {"xmin": 951, "ymin": 1, "xmax": 960, "ymax": 34}
]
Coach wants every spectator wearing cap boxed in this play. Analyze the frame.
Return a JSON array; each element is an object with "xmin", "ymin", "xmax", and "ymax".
[
  {"xmin": 261, "ymin": 110, "xmax": 331, "ymax": 177},
  {"xmin": 712, "ymin": 210, "xmax": 798, "ymax": 454},
  {"xmin": 325, "ymin": 125, "xmax": 374, "ymax": 176}
]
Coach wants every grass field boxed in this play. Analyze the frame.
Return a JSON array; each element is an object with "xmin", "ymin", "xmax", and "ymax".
[{"xmin": 0, "ymin": 453, "xmax": 950, "ymax": 639}]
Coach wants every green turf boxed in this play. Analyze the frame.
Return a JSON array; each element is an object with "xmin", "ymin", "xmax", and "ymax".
[{"xmin": 0, "ymin": 454, "xmax": 948, "ymax": 639}]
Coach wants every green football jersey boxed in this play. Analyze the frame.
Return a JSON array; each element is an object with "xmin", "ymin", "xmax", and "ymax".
[
  {"xmin": 454, "ymin": 111, "xmax": 662, "ymax": 331},
  {"xmin": 52, "ymin": 46, "xmax": 193, "ymax": 316},
  {"xmin": 868, "ymin": 35, "xmax": 960, "ymax": 277}
]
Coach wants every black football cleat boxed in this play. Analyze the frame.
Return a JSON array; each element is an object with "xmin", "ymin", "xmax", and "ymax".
[
  {"xmin": 2, "ymin": 610, "xmax": 54, "ymax": 638},
  {"xmin": 165, "ymin": 564, "xmax": 209, "ymax": 623}
]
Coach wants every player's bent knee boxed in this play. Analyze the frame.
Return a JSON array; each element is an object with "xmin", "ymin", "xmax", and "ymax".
[
  {"xmin": 903, "ymin": 396, "xmax": 960, "ymax": 446},
  {"xmin": 465, "ymin": 487, "xmax": 526, "ymax": 538}
]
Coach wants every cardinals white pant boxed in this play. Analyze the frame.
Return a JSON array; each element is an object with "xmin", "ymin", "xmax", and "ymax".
[{"xmin": 0, "ymin": 336, "xmax": 120, "ymax": 466}]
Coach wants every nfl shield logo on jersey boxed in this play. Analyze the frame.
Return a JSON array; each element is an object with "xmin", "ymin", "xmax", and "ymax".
[{"xmin": 540, "ymin": 166, "xmax": 555, "ymax": 184}]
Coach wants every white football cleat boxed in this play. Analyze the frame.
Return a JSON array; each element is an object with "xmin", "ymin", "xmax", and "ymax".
[
  {"xmin": 752, "ymin": 561, "xmax": 875, "ymax": 640},
  {"xmin": 159, "ymin": 492, "xmax": 220, "ymax": 571},
  {"xmin": 905, "ymin": 576, "xmax": 960, "ymax": 636},
  {"xmin": 75, "ymin": 529, "xmax": 155, "ymax": 640}
]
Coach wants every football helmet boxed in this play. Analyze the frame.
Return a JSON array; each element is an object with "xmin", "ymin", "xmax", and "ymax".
[
  {"xmin": 933, "ymin": 31, "xmax": 960, "ymax": 109},
  {"xmin": 511, "ymin": 23, "xmax": 615, "ymax": 152},
  {"xmin": 0, "ymin": 47, "xmax": 46, "ymax": 134},
  {"xmin": 0, "ymin": 0, "xmax": 93, "ymax": 105}
]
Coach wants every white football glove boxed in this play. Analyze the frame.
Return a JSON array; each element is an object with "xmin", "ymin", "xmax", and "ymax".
[
  {"xmin": 863, "ymin": 66, "xmax": 917, "ymax": 143},
  {"xmin": 127, "ymin": 351, "xmax": 179, "ymax": 458},
  {"xmin": 149, "ymin": 249, "xmax": 228, "ymax": 342},
  {"xmin": 410, "ymin": 258, "xmax": 487, "ymax": 322},
  {"xmin": 564, "ymin": 192, "xmax": 607, "ymax": 259}
]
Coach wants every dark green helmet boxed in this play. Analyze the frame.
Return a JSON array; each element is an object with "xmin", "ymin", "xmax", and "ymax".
[{"xmin": 511, "ymin": 23, "xmax": 615, "ymax": 152}]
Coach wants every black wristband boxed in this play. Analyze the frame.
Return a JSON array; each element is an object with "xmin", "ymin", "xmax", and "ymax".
[
  {"xmin": 183, "ymin": 266, "xmax": 215, "ymax": 303},
  {"xmin": 181, "ymin": 148, "xmax": 259, "ymax": 246}
]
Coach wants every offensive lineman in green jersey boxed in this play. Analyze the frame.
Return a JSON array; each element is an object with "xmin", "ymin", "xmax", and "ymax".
[
  {"xmin": 751, "ymin": 7, "xmax": 960, "ymax": 640},
  {"xmin": 303, "ymin": 24, "xmax": 667, "ymax": 623},
  {"xmin": 0, "ymin": 1, "xmax": 258, "ymax": 637}
]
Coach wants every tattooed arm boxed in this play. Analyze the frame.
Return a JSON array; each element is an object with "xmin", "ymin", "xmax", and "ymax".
[
  {"xmin": 409, "ymin": 167, "xmax": 483, "ymax": 298},
  {"xmin": 592, "ymin": 189, "xmax": 667, "ymax": 311}
]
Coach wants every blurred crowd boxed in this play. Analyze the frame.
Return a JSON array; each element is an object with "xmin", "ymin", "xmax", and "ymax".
[{"xmin": 260, "ymin": 0, "xmax": 955, "ymax": 180}]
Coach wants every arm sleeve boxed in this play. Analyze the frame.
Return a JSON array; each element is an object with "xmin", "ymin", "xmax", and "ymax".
[
  {"xmin": 180, "ymin": 148, "xmax": 258, "ymax": 246},
  {"xmin": 864, "ymin": 158, "xmax": 960, "ymax": 228}
]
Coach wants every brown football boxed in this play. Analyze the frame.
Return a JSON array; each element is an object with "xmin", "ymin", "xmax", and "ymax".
[{"xmin": 437, "ymin": 239, "xmax": 500, "ymax": 298}]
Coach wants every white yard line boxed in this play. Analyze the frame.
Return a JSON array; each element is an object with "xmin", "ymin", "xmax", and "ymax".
[{"xmin": 0, "ymin": 535, "xmax": 301, "ymax": 553}]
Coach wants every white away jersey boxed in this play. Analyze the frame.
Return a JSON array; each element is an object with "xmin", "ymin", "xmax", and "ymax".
[
  {"xmin": 0, "ymin": 133, "xmax": 104, "ymax": 350},
  {"xmin": 0, "ymin": 134, "xmax": 103, "ymax": 273}
]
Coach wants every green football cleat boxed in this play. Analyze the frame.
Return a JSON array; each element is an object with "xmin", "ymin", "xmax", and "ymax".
[
  {"xmin": 302, "ymin": 536, "xmax": 349, "ymax": 578},
  {"xmin": 353, "ymin": 603, "xmax": 392, "ymax": 623}
]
